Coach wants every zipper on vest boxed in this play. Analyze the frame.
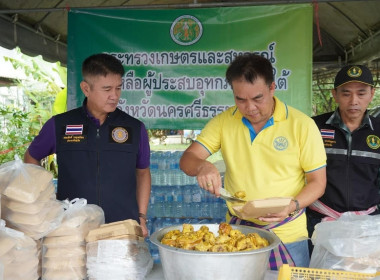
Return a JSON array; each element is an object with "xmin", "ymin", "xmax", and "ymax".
[
  {"xmin": 96, "ymin": 127, "xmax": 101, "ymax": 205},
  {"xmin": 346, "ymin": 132, "xmax": 352, "ymax": 210}
]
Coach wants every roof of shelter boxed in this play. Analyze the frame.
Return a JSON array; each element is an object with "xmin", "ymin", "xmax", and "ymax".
[{"xmin": 0, "ymin": 0, "xmax": 379, "ymax": 76}]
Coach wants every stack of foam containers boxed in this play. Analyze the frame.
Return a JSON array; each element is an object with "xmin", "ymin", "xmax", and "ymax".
[
  {"xmin": 41, "ymin": 199, "xmax": 105, "ymax": 280},
  {"xmin": 0, "ymin": 219, "xmax": 39, "ymax": 280}
]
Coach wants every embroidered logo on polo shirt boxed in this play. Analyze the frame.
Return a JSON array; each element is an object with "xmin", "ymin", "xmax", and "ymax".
[
  {"xmin": 111, "ymin": 127, "xmax": 129, "ymax": 143},
  {"xmin": 273, "ymin": 136, "xmax": 288, "ymax": 151},
  {"xmin": 366, "ymin": 135, "xmax": 380, "ymax": 149}
]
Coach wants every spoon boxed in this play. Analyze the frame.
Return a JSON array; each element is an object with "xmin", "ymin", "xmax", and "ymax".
[{"xmin": 219, "ymin": 188, "xmax": 246, "ymax": 203}]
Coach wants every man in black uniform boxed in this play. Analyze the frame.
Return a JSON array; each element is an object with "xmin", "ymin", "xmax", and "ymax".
[
  {"xmin": 24, "ymin": 54, "xmax": 151, "ymax": 236},
  {"xmin": 307, "ymin": 65, "xmax": 379, "ymax": 247}
]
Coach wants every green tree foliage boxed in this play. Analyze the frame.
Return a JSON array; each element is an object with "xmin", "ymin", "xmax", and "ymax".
[
  {"xmin": 312, "ymin": 74, "xmax": 337, "ymax": 116},
  {"xmin": 0, "ymin": 106, "xmax": 33, "ymax": 164},
  {"xmin": 0, "ymin": 49, "xmax": 66, "ymax": 171}
]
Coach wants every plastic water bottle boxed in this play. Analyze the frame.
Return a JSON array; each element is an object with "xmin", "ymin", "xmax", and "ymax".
[
  {"xmin": 150, "ymin": 152, "xmax": 158, "ymax": 170},
  {"xmin": 212, "ymin": 200, "xmax": 221, "ymax": 219},
  {"xmin": 200, "ymin": 201, "xmax": 210, "ymax": 218},
  {"xmin": 158, "ymin": 151, "xmax": 167, "ymax": 170},
  {"xmin": 153, "ymin": 185, "xmax": 165, "ymax": 217},
  {"xmin": 192, "ymin": 185, "xmax": 202, "ymax": 203},
  {"xmin": 173, "ymin": 185, "xmax": 184, "ymax": 218},
  {"xmin": 163, "ymin": 186, "xmax": 173, "ymax": 217},
  {"xmin": 169, "ymin": 152, "xmax": 177, "ymax": 170},
  {"xmin": 173, "ymin": 151, "xmax": 182, "ymax": 170},
  {"xmin": 183, "ymin": 186, "xmax": 192, "ymax": 217},
  {"xmin": 219, "ymin": 202, "xmax": 228, "ymax": 219}
]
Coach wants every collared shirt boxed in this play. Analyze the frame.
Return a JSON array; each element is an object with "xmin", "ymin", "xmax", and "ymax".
[
  {"xmin": 326, "ymin": 109, "xmax": 373, "ymax": 141},
  {"xmin": 312, "ymin": 109, "xmax": 380, "ymax": 213},
  {"xmin": 196, "ymin": 96, "xmax": 326, "ymax": 243}
]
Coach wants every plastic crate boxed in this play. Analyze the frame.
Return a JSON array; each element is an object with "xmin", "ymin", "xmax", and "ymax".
[{"xmin": 278, "ymin": 264, "xmax": 380, "ymax": 280}]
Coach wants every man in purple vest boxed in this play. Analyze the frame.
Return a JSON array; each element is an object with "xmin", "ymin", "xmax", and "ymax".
[{"xmin": 24, "ymin": 53, "xmax": 151, "ymax": 236}]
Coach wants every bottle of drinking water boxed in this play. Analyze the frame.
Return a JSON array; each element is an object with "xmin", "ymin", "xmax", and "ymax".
[
  {"xmin": 173, "ymin": 185, "xmax": 184, "ymax": 218},
  {"xmin": 183, "ymin": 185, "xmax": 192, "ymax": 217},
  {"xmin": 153, "ymin": 185, "xmax": 165, "ymax": 218}
]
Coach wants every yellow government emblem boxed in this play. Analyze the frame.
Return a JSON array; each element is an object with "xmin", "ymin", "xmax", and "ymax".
[
  {"xmin": 170, "ymin": 15, "xmax": 203, "ymax": 46},
  {"xmin": 112, "ymin": 127, "xmax": 129, "ymax": 143},
  {"xmin": 347, "ymin": 66, "xmax": 362, "ymax": 78},
  {"xmin": 366, "ymin": 135, "xmax": 380, "ymax": 149}
]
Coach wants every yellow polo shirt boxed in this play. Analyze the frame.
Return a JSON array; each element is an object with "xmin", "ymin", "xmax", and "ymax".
[{"xmin": 196, "ymin": 96, "xmax": 326, "ymax": 243}]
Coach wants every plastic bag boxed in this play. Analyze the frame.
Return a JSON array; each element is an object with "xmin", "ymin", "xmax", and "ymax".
[
  {"xmin": 42, "ymin": 198, "xmax": 105, "ymax": 280},
  {"xmin": 0, "ymin": 220, "xmax": 39, "ymax": 280},
  {"xmin": 47, "ymin": 198, "xmax": 105, "ymax": 238},
  {"xmin": 86, "ymin": 239, "xmax": 153, "ymax": 280},
  {"xmin": 0, "ymin": 156, "xmax": 53, "ymax": 203},
  {"xmin": 310, "ymin": 212, "xmax": 380, "ymax": 273},
  {"xmin": 4, "ymin": 199, "xmax": 64, "ymax": 240}
]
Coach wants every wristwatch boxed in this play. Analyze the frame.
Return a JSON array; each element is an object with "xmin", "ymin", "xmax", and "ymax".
[
  {"xmin": 288, "ymin": 199, "xmax": 300, "ymax": 217},
  {"xmin": 138, "ymin": 213, "xmax": 147, "ymax": 220}
]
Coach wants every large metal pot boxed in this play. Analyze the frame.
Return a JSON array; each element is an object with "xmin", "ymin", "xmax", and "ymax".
[{"xmin": 150, "ymin": 223, "xmax": 281, "ymax": 280}]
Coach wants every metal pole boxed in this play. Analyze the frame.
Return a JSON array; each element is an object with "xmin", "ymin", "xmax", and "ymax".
[{"xmin": 0, "ymin": 0, "xmax": 377, "ymax": 14}]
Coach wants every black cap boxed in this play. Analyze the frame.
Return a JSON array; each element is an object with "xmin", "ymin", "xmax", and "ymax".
[{"xmin": 334, "ymin": 65, "xmax": 374, "ymax": 88}]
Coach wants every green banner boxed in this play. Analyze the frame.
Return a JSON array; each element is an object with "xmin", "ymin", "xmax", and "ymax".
[{"xmin": 68, "ymin": 5, "xmax": 312, "ymax": 129}]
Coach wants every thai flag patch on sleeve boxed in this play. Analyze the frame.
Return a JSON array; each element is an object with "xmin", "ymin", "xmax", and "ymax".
[
  {"xmin": 320, "ymin": 129, "xmax": 335, "ymax": 139},
  {"xmin": 65, "ymin": 125, "xmax": 83, "ymax": 135}
]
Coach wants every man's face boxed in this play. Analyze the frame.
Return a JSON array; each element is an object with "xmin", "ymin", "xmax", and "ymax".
[
  {"xmin": 232, "ymin": 77, "xmax": 275, "ymax": 129},
  {"xmin": 80, "ymin": 73, "xmax": 122, "ymax": 116},
  {"xmin": 332, "ymin": 82, "xmax": 375, "ymax": 122}
]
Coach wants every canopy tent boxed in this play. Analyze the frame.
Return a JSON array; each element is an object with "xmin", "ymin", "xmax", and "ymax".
[{"xmin": 0, "ymin": 0, "xmax": 379, "ymax": 75}]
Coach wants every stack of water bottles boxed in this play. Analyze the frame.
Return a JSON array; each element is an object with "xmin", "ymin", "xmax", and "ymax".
[{"xmin": 146, "ymin": 150, "xmax": 227, "ymax": 263}]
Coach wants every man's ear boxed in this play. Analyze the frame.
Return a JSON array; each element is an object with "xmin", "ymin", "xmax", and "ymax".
[
  {"xmin": 269, "ymin": 81, "xmax": 276, "ymax": 97},
  {"xmin": 370, "ymin": 87, "xmax": 375, "ymax": 101},
  {"xmin": 331, "ymin": 88, "xmax": 338, "ymax": 102},
  {"xmin": 80, "ymin": 81, "xmax": 90, "ymax": 97}
]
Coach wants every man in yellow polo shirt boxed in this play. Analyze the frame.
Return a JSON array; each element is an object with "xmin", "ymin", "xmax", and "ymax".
[{"xmin": 180, "ymin": 53, "xmax": 326, "ymax": 269}]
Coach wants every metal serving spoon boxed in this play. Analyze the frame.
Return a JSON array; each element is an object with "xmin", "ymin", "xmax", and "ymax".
[{"xmin": 219, "ymin": 188, "xmax": 246, "ymax": 203}]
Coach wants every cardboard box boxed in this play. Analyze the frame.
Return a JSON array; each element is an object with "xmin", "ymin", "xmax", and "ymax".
[
  {"xmin": 85, "ymin": 219, "xmax": 143, "ymax": 242},
  {"xmin": 232, "ymin": 197, "xmax": 292, "ymax": 219}
]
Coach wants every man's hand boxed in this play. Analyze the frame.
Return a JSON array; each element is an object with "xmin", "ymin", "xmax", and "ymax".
[{"xmin": 196, "ymin": 161, "xmax": 222, "ymax": 195}]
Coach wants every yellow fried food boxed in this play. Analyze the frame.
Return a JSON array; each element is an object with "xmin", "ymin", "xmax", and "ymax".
[
  {"xmin": 215, "ymin": 234, "xmax": 231, "ymax": 244},
  {"xmin": 162, "ymin": 229, "xmax": 181, "ymax": 239},
  {"xmin": 234, "ymin": 191, "xmax": 246, "ymax": 199},
  {"xmin": 218, "ymin": 222, "xmax": 232, "ymax": 235},
  {"xmin": 161, "ymin": 238, "xmax": 177, "ymax": 247},
  {"xmin": 247, "ymin": 232, "xmax": 270, "ymax": 247},
  {"xmin": 182, "ymin": 224, "xmax": 194, "ymax": 233},
  {"xmin": 160, "ymin": 223, "xmax": 269, "ymax": 253},
  {"xmin": 210, "ymin": 244, "xmax": 229, "ymax": 252},
  {"xmin": 194, "ymin": 241, "xmax": 213, "ymax": 252},
  {"xmin": 229, "ymin": 229, "xmax": 244, "ymax": 239}
]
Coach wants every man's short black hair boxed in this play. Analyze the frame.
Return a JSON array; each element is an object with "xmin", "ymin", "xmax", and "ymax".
[
  {"xmin": 226, "ymin": 53, "xmax": 274, "ymax": 87},
  {"xmin": 82, "ymin": 53, "xmax": 125, "ymax": 78}
]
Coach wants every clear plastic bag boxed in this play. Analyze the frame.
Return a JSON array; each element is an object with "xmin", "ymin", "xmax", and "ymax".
[
  {"xmin": 4, "ymin": 199, "xmax": 64, "ymax": 240},
  {"xmin": 310, "ymin": 212, "xmax": 380, "ymax": 273},
  {"xmin": 0, "ymin": 156, "xmax": 53, "ymax": 203},
  {"xmin": 47, "ymin": 198, "xmax": 105, "ymax": 238},
  {"xmin": 42, "ymin": 199, "xmax": 105, "ymax": 280},
  {"xmin": 0, "ymin": 220, "xmax": 39, "ymax": 280},
  {"xmin": 86, "ymin": 239, "xmax": 153, "ymax": 280}
]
